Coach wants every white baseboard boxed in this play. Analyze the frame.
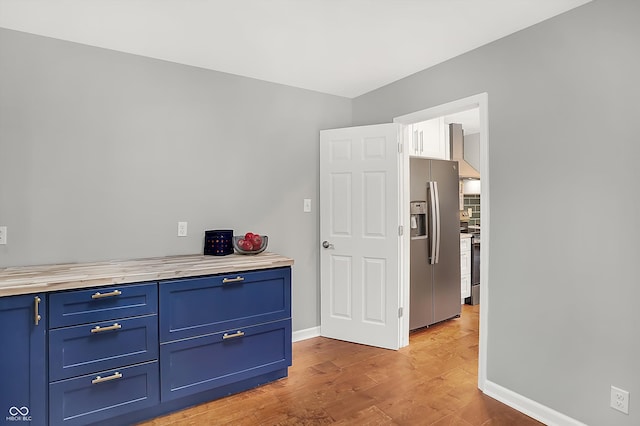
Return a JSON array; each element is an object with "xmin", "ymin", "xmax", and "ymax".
[
  {"xmin": 292, "ymin": 326, "xmax": 321, "ymax": 342},
  {"xmin": 484, "ymin": 380, "xmax": 587, "ymax": 426}
]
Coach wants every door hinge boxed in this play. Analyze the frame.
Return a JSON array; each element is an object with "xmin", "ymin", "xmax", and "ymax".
[
  {"xmin": 398, "ymin": 307, "xmax": 403, "ymax": 318},
  {"xmin": 398, "ymin": 142, "xmax": 403, "ymax": 154},
  {"xmin": 398, "ymin": 225, "xmax": 403, "ymax": 236}
]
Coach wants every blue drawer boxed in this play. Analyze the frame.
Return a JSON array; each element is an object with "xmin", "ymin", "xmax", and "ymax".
[
  {"xmin": 160, "ymin": 318, "xmax": 291, "ymax": 401},
  {"xmin": 49, "ymin": 361, "xmax": 159, "ymax": 426},
  {"xmin": 159, "ymin": 267, "xmax": 291, "ymax": 342},
  {"xmin": 49, "ymin": 314, "xmax": 158, "ymax": 381},
  {"xmin": 49, "ymin": 282, "xmax": 157, "ymax": 328}
]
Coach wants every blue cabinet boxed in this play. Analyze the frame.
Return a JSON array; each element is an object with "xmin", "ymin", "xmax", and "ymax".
[
  {"xmin": 49, "ymin": 314, "xmax": 158, "ymax": 381},
  {"xmin": 160, "ymin": 268, "xmax": 291, "ymax": 342},
  {"xmin": 49, "ymin": 282, "xmax": 157, "ymax": 328},
  {"xmin": 161, "ymin": 318, "xmax": 291, "ymax": 401},
  {"xmin": 1, "ymin": 263, "xmax": 292, "ymax": 425},
  {"xmin": 0, "ymin": 294, "xmax": 46, "ymax": 426},
  {"xmin": 159, "ymin": 267, "xmax": 292, "ymax": 401},
  {"xmin": 49, "ymin": 361, "xmax": 159, "ymax": 426},
  {"xmin": 48, "ymin": 283, "xmax": 159, "ymax": 426}
]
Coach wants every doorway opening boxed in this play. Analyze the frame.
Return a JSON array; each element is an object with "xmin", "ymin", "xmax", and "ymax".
[{"xmin": 394, "ymin": 93, "xmax": 489, "ymax": 391}]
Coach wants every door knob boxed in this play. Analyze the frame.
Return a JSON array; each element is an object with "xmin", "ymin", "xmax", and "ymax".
[{"xmin": 322, "ymin": 241, "xmax": 334, "ymax": 249}]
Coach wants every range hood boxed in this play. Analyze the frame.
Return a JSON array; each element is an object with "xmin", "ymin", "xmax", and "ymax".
[{"xmin": 449, "ymin": 123, "xmax": 480, "ymax": 179}]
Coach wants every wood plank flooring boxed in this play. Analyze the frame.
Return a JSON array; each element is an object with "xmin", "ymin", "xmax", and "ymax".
[{"xmin": 139, "ymin": 305, "xmax": 542, "ymax": 425}]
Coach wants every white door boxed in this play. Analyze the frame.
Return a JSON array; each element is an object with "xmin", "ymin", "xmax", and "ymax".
[{"xmin": 319, "ymin": 123, "xmax": 402, "ymax": 350}]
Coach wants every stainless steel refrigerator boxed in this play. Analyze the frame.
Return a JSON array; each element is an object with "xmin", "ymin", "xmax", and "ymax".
[{"xmin": 409, "ymin": 158, "xmax": 461, "ymax": 330}]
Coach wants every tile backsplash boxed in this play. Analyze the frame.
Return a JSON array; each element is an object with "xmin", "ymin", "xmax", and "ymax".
[{"xmin": 463, "ymin": 194, "xmax": 480, "ymax": 227}]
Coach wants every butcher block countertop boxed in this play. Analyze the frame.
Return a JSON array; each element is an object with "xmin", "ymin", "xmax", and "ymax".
[{"xmin": 0, "ymin": 252, "xmax": 294, "ymax": 297}]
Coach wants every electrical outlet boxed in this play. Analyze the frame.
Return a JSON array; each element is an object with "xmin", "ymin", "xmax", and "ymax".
[
  {"xmin": 177, "ymin": 222, "xmax": 188, "ymax": 237},
  {"xmin": 611, "ymin": 386, "xmax": 629, "ymax": 414},
  {"xmin": 0, "ymin": 226, "xmax": 6, "ymax": 245}
]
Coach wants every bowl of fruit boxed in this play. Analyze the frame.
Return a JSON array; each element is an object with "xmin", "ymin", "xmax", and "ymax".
[{"xmin": 233, "ymin": 232, "xmax": 268, "ymax": 255}]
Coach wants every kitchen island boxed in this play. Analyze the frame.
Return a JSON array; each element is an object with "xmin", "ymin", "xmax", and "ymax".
[{"xmin": 0, "ymin": 253, "xmax": 294, "ymax": 426}]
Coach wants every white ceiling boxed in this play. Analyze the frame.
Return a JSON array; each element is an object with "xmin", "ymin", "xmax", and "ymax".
[{"xmin": 0, "ymin": 0, "xmax": 591, "ymax": 98}]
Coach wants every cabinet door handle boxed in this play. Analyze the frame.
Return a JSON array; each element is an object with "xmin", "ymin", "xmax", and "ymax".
[
  {"xmin": 91, "ymin": 372, "xmax": 122, "ymax": 385},
  {"xmin": 222, "ymin": 330, "xmax": 245, "ymax": 340},
  {"xmin": 222, "ymin": 276, "xmax": 245, "ymax": 284},
  {"xmin": 34, "ymin": 296, "xmax": 42, "ymax": 326},
  {"xmin": 91, "ymin": 290, "xmax": 122, "ymax": 299},
  {"xmin": 91, "ymin": 323, "xmax": 122, "ymax": 334}
]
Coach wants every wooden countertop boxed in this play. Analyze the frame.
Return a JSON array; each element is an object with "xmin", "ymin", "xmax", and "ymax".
[{"xmin": 0, "ymin": 252, "xmax": 294, "ymax": 297}]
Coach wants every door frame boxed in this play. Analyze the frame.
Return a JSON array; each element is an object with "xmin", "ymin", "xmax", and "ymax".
[{"xmin": 393, "ymin": 92, "xmax": 489, "ymax": 391}]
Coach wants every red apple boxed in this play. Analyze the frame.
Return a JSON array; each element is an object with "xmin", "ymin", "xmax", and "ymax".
[
  {"xmin": 250, "ymin": 234, "xmax": 263, "ymax": 249},
  {"xmin": 238, "ymin": 239, "xmax": 253, "ymax": 251}
]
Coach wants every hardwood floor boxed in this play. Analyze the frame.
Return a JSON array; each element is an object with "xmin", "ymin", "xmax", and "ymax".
[{"xmin": 139, "ymin": 305, "xmax": 542, "ymax": 425}]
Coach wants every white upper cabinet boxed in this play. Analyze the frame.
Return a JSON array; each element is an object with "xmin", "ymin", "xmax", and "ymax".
[{"xmin": 408, "ymin": 117, "xmax": 448, "ymax": 160}]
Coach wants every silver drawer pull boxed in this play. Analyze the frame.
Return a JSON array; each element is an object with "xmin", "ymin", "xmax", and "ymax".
[
  {"xmin": 34, "ymin": 296, "xmax": 42, "ymax": 326},
  {"xmin": 91, "ymin": 323, "xmax": 122, "ymax": 334},
  {"xmin": 222, "ymin": 276, "xmax": 245, "ymax": 284},
  {"xmin": 91, "ymin": 290, "xmax": 122, "ymax": 299},
  {"xmin": 92, "ymin": 372, "xmax": 122, "ymax": 384},
  {"xmin": 223, "ymin": 331, "xmax": 245, "ymax": 340}
]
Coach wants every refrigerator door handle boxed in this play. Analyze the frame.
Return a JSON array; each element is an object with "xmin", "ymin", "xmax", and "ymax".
[
  {"xmin": 427, "ymin": 181, "xmax": 437, "ymax": 265},
  {"xmin": 433, "ymin": 181, "xmax": 441, "ymax": 264}
]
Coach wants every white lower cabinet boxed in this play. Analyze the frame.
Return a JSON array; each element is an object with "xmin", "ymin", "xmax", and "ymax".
[{"xmin": 460, "ymin": 236, "xmax": 472, "ymax": 302}]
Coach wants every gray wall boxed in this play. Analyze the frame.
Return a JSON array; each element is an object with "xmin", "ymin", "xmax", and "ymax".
[
  {"xmin": 353, "ymin": 0, "xmax": 639, "ymax": 424},
  {"xmin": 0, "ymin": 28, "xmax": 352, "ymax": 332}
]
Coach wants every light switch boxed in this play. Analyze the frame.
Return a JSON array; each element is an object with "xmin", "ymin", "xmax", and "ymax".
[{"xmin": 303, "ymin": 199, "xmax": 312, "ymax": 213}]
